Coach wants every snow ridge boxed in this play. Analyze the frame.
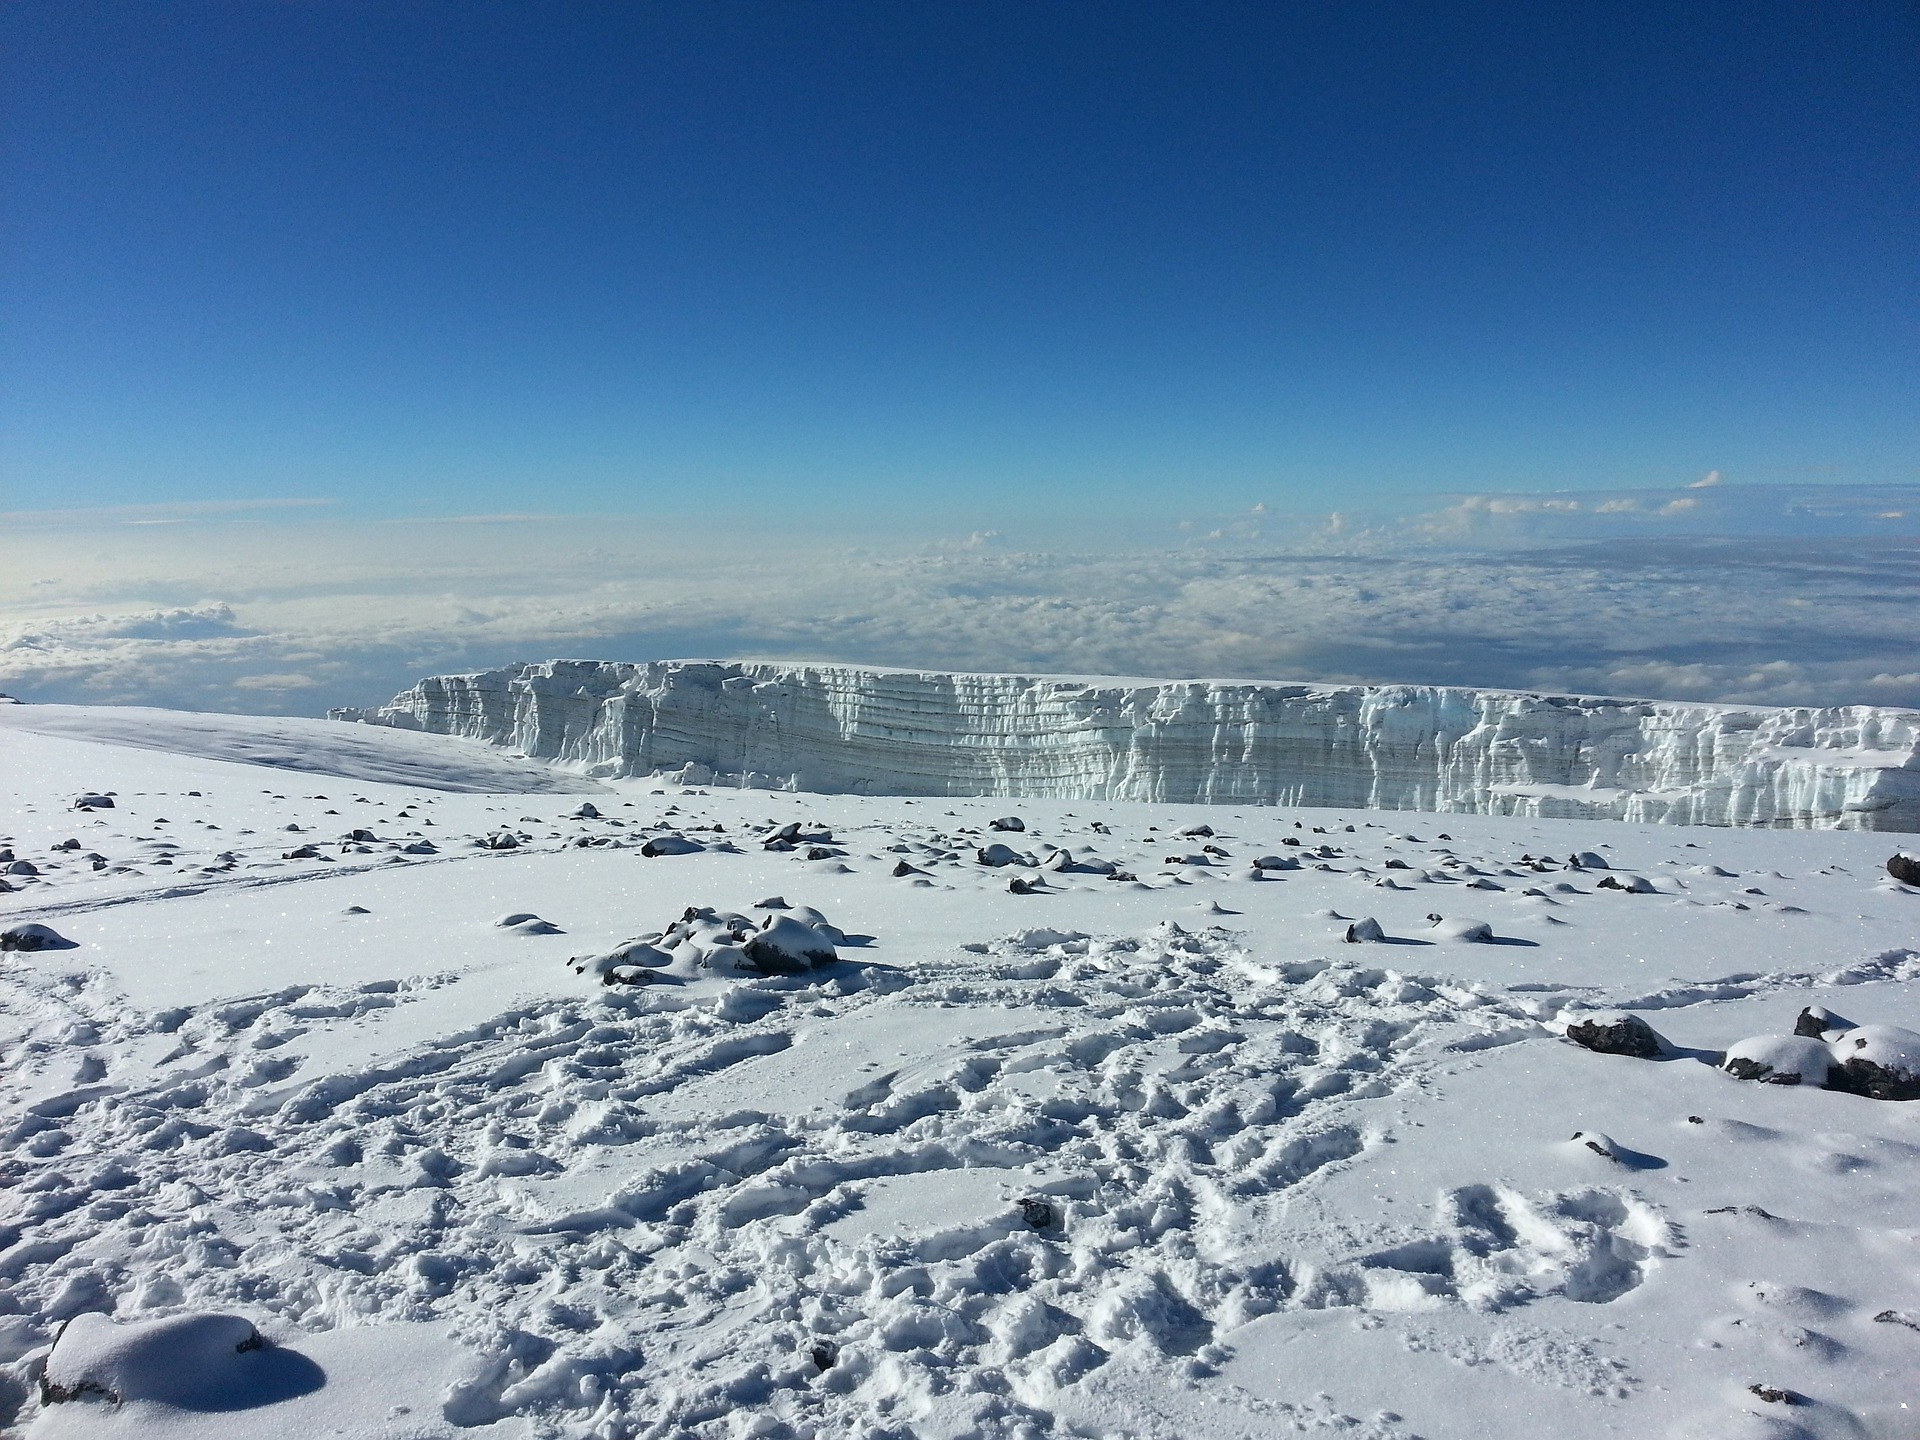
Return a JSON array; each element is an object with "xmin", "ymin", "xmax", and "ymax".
[{"xmin": 336, "ymin": 660, "xmax": 1920, "ymax": 830}]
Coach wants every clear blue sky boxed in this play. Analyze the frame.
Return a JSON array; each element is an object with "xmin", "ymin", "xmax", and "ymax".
[{"xmin": 3, "ymin": 0, "xmax": 1915, "ymax": 522}]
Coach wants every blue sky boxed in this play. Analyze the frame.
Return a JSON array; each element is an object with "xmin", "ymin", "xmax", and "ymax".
[{"xmin": 4, "ymin": 0, "xmax": 1916, "ymax": 524}]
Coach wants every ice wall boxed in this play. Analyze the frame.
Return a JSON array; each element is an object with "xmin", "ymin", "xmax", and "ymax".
[{"xmin": 332, "ymin": 659, "xmax": 1920, "ymax": 830}]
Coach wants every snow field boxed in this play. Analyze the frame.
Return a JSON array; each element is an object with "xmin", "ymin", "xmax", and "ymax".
[{"xmin": 0, "ymin": 713, "xmax": 1918, "ymax": 1438}]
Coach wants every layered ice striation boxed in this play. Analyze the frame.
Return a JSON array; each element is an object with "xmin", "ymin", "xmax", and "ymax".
[{"xmin": 333, "ymin": 660, "xmax": 1920, "ymax": 830}]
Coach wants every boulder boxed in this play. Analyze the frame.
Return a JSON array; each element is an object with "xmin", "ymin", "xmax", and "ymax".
[
  {"xmin": 989, "ymin": 816, "xmax": 1026, "ymax": 832},
  {"xmin": 1596, "ymin": 874, "xmax": 1656, "ymax": 894},
  {"xmin": 1722, "ymin": 1035, "xmax": 1832, "ymax": 1086},
  {"xmin": 641, "ymin": 834, "xmax": 705, "ymax": 857},
  {"xmin": 1342, "ymin": 917, "xmax": 1385, "ymax": 943},
  {"xmin": 1, "ymin": 922, "xmax": 73, "ymax": 952},
  {"xmin": 571, "ymin": 939, "xmax": 672, "ymax": 984},
  {"xmin": 72, "ymin": 794, "xmax": 114, "ymax": 810},
  {"xmin": 1564, "ymin": 1012, "xmax": 1666, "ymax": 1059},
  {"xmin": 976, "ymin": 843, "xmax": 1030, "ymax": 868},
  {"xmin": 1827, "ymin": 1025, "xmax": 1920, "ymax": 1101},
  {"xmin": 1888, "ymin": 853, "xmax": 1920, "ymax": 886},
  {"xmin": 742, "ymin": 915, "xmax": 838, "ymax": 974}
]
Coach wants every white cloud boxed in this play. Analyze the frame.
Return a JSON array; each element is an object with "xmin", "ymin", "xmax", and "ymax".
[
  {"xmin": 4, "ymin": 495, "xmax": 1919, "ymax": 716},
  {"xmin": 1690, "ymin": 470, "xmax": 1723, "ymax": 488}
]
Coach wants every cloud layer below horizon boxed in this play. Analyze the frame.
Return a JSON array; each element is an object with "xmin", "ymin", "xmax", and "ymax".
[{"xmin": 5, "ymin": 486, "xmax": 1918, "ymax": 717}]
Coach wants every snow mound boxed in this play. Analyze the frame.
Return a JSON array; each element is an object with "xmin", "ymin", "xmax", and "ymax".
[{"xmin": 40, "ymin": 1311, "xmax": 320, "ymax": 1410}]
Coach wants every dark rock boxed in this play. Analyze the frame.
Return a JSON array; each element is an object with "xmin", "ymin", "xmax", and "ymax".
[
  {"xmin": 1888, "ymin": 853, "xmax": 1920, "ymax": 886},
  {"xmin": 640, "ymin": 835, "xmax": 704, "ymax": 857},
  {"xmin": 989, "ymin": 816, "xmax": 1026, "ymax": 832},
  {"xmin": 976, "ymin": 843, "xmax": 1027, "ymax": 868},
  {"xmin": 483, "ymin": 832, "xmax": 520, "ymax": 850},
  {"xmin": 1343, "ymin": 917, "xmax": 1384, "ymax": 943},
  {"xmin": 1747, "ymin": 1385, "xmax": 1799, "ymax": 1406},
  {"xmin": 1832, "ymin": 1058, "xmax": 1920, "ymax": 1102},
  {"xmin": 1793, "ymin": 1005, "xmax": 1850, "ymax": 1038},
  {"xmin": 891, "ymin": 860, "xmax": 923, "ymax": 878},
  {"xmin": 810, "ymin": 1341, "xmax": 838, "ymax": 1371},
  {"xmin": 281, "ymin": 845, "xmax": 321, "ymax": 859},
  {"xmin": 1564, "ymin": 1014, "xmax": 1666, "ymax": 1059},
  {"xmin": 1018, "ymin": 1197, "xmax": 1055, "ymax": 1229},
  {"xmin": 1179, "ymin": 824, "xmax": 1215, "ymax": 838},
  {"xmin": 2, "ymin": 923, "xmax": 74, "ymax": 952},
  {"xmin": 1008, "ymin": 877, "xmax": 1036, "ymax": 895},
  {"xmin": 73, "ymin": 794, "xmax": 114, "ymax": 810}
]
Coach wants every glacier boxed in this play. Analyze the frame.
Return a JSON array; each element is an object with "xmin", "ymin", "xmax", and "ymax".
[{"xmin": 331, "ymin": 659, "xmax": 1920, "ymax": 830}]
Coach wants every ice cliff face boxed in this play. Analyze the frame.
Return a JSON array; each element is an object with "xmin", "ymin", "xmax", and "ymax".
[{"xmin": 333, "ymin": 660, "xmax": 1920, "ymax": 830}]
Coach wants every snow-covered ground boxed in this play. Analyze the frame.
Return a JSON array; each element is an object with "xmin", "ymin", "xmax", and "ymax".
[{"xmin": 2, "ymin": 703, "xmax": 1918, "ymax": 1440}]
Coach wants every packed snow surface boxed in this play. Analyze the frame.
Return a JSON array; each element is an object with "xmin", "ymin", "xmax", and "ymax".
[
  {"xmin": 2, "ymin": 709, "xmax": 1920, "ymax": 1439},
  {"xmin": 337, "ymin": 659, "xmax": 1920, "ymax": 830}
]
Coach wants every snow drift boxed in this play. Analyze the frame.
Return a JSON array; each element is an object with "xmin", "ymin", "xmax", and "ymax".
[{"xmin": 332, "ymin": 660, "xmax": 1920, "ymax": 830}]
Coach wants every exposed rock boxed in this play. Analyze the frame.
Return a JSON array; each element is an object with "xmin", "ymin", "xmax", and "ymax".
[
  {"xmin": 1889, "ymin": 853, "xmax": 1920, "ymax": 886},
  {"xmin": 1343, "ymin": 917, "xmax": 1385, "ymax": 943},
  {"xmin": 1564, "ymin": 1012, "xmax": 1666, "ymax": 1059},
  {"xmin": 989, "ymin": 816, "xmax": 1026, "ymax": 832},
  {"xmin": 72, "ymin": 793, "xmax": 114, "ymax": 810},
  {"xmin": 1793, "ymin": 1005, "xmax": 1851, "ymax": 1038}
]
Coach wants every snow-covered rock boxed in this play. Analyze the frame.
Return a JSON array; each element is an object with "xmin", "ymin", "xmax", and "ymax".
[
  {"xmin": 1827, "ymin": 1025, "xmax": 1920, "ymax": 1100},
  {"xmin": 1, "ymin": 922, "xmax": 72, "ymax": 951},
  {"xmin": 742, "ymin": 915, "xmax": 838, "ymax": 973},
  {"xmin": 1722, "ymin": 1035, "xmax": 1833, "ymax": 1086},
  {"xmin": 336, "ymin": 659, "xmax": 1920, "ymax": 829},
  {"xmin": 1428, "ymin": 916, "xmax": 1494, "ymax": 942},
  {"xmin": 40, "ymin": 1311, "xmax": 315, "ymax": 1409}
]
